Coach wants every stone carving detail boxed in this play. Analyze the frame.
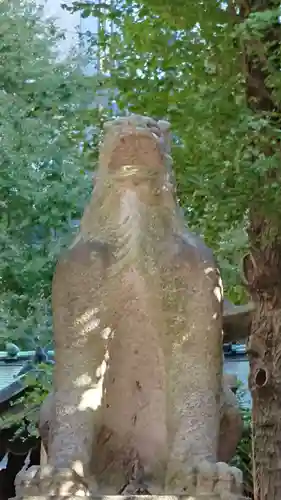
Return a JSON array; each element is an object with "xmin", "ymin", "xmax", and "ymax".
[{"xmin": 15, "ymin": 116, "xmax": 245, "ymax": 499}]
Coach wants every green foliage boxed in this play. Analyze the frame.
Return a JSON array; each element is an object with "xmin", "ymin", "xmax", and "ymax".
[
  {"xmin": 0, "ymin": 363, "xmax": 53, "ymax": 439},
  {"xmin": 72, "ymin": 0, "xmax": 281, "ymax": 304},
  {"xmin": 16, "ymin": 363, "xmax": 53, "ymax": 438},
  {"xmin": 231, "ymin": 384, "xmax": 252, "ymax": 498},
  {"xmin": 0, "ymin": 0, "xmax": 100, "ymax": 349}
]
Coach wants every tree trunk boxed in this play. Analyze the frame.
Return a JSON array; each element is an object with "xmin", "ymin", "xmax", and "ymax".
[
  {"xmin": 240, "ymin": 1, "xmax": 281, "ymax": 498},
  {"xmin": 243, "ymin": 219, "xmax": 281, "ymax": 500}
]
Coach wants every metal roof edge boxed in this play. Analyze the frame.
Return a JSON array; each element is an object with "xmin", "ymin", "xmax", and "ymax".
[{"xmin": 0, "ymin": 350, "xmax": 54, "ymax": 362}]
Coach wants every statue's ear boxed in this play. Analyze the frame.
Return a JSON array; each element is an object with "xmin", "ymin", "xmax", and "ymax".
[{"xmin": 241, "ymin": 252, "xmax": 257, "ymax": 287}]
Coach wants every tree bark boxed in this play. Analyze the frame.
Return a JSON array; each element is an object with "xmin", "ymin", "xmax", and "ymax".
[
  {"xmin": 240, "ymin": 1, "xmax": 281, "ymax": 498},
  {"xmin": 243, "ymin": 220, "xmax": 281, "ymax": 500}
]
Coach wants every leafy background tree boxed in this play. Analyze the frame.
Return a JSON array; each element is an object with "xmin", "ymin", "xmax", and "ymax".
[{"xmin": 0, "ymin": 0, "xmax": 99, "ymax": 350}]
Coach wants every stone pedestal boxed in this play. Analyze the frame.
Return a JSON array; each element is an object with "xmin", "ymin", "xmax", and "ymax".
[
  {"xmin": 12, "ymin": 497, "xmax": 249, "ymax": 500},
  {"xmin": 11, "ymin": 465, "xmax": 248, "ymax": 500},
  {"xmin": 12, "ymin": 465, "xmax": 248, "ymax": 500},
  {"xmin": 12, "ymin": 496, "xmax": 248, "ymax": 500}
]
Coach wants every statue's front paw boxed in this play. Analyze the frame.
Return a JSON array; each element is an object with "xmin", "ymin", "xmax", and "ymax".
[
  {"xmin": 189, "ymin": 461, "xmax": 243, "ymax": 499},
  {"xmin": 15, "ymin": 465, "xmax": 91, "ymax": 498}
]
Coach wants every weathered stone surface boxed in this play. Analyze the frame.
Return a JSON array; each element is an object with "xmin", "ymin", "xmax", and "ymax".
[
  {"xmin": 14, "ymin": 465, "xmax": 90, "ymax": 498},
  {"xmin": 11, "ymin": 496, "xmax": 248, "ymax": 500},
  {"xmin": 218, "ymin": 375, "xmax": 243, "ymax": 464},
  {"xmin": 39, "ymin": 372, "xmax": 243, "ymax": 466},
  {"xmin": 14, "ymin": 465, "xmax": 245, "ymax": 499},
  {"xmin": 11, "ymin": 497, "xmax": 248, "ymax": 500},
  {"xmin": 15, "ymin": 116, "xmax": 244, "ymax": 500}
]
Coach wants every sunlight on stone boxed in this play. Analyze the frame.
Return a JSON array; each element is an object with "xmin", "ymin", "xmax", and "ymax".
[
  {"xmin": 80, "ymin": 318, "xmax": 100, "ymax": 335},
  {"xmin": 204, "ymin": 266, "xmax": 214, "ymax": 275},
  {"xmin": 96, "ymin": 359, "xmax": 107, "ymax": 378},
  {"xmin": 71, "ymin": 460, "xmax": 84, "ymax": 476},
  {"xmin": 75, "ymin": 308, "xmax": 99, "ymax": 326},
  {"xmin": 60, "ymin": 480, "xmax": 86, "ymax": 497},
  {"xmin": 78, "ymin": 384, "xmax": 104, "ymax": 412},
  {"xmin": 214, "ymin": 285, "xmax": 222, "ymax": 303},
  {"xmin": 60, "ymin": 481, "xmax": 73, "ymax": 496},
  {"xmin": 78, "ymin": 351, "xmax": 109, "ymax": 411},
  {"xmin": 74, "ymin": 308, "xmax": 101, "ymax": 336},
  {"xmin": 101, "ymin": 326, "xmax": 114, "ymax": 340},
  {"xmin": 74, "ymin": 374, "xmax": 92, "ymax": 387},
  {"xmin": 214, "ymin": 276, "xmax": 223, "ymax": 304},
  {"xmin": 218, "ymin": 276, "xmax": 223, "ymax": 295},
  {"xmin": 181, "ymin": 333, "xmax": 190, "ymax": 342}
]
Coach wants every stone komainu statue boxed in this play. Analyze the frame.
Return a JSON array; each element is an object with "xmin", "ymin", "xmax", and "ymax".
[{"xmin": 15, "ymin": 116, "xmax": 245, "ymax": 499}]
